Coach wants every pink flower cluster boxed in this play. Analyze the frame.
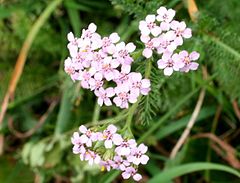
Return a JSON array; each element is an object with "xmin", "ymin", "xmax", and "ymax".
[
  {"xmin": 139, "ymin": 6, "xmax": 200, "ymax": 76},
  {"xmin": 64, "ymin": 23, "xmax": 151, "ymax": 108},
  {"xmin": 71, "ymin": 124, "xmax": 149, "ymax": 181}
]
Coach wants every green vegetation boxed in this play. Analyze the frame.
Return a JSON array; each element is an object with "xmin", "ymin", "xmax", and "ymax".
[{"xmin": 0, "ymin": 0, "xmax": 240, "ymax": 182}]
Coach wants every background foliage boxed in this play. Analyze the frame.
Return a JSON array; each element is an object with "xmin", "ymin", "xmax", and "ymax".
[{"xmin": 0, "ymin": 0, "xmax": 240, "ymax": 182}]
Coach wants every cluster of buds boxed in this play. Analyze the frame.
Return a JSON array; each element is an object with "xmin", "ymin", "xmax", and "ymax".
[
  {"xmin": 139, "ymin": 6, "xmax": 200, "ymax": 76},
  {"xmin": 71, "ymin": 124, "xmax": 149, "ymax": 181},
  {"xmin": 64, "ymin": 23, "xmax": 151, "ymax": 108}
]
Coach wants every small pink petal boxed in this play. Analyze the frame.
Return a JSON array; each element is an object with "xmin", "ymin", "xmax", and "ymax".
[
  {"xmin": 164, "ymin": 67, "xmax": 173, "ymax": 76},
  {"xmin": 88, "ymin": 23, "xmax": 97, "ymax": 32},
  {"xmin": 151, "ymin": 26, "xmax": 162, "ymax": 36},
  {"xmin": 104, "ymin": 140, "xmax": 113, "ymax": 149},
  {"xmin": 140, "ymin": 155, "xmax": 149, "ymax": 164},
  {"xmin": 142, "ymin": 48, "xmax": 153, "ymax": 58},
  {"xmin": 126, "ymin": 43, "xmax": 136, "ymax": 53},
  {"xmin": 174, "ymin": 36, "xmax": 183, "ymax": 46},
  {"xmin": 109, "ymin": 32, "xmax": 120, "ymax": 43},
  {"xmin": 113, "ymin": 97, "xmax": 122, "ymax": 106},
  {"xmin": 107, "ymin": 124, "xmax": 117, "ymax": 133},
  {"xmin": 183, "ymin": 28, "xmax": 192, "ymax": 38},
  {"xmin": 79, "ymin": 125, "xmax": 87, "ymax": 133},
  {"xmin": 97, "ymin": 98, "xmax": 104, "ymax": 106},
  {"xmin": 160, "ymin": 22, "xmax": 170, "ymax": 31},
  {"xmin": 146, "ymin": 14, "xmax": 155, "ymax": 23},
  {"xmin": 67, "ymin": 32, "xmax": 74, "ymax": 42},
  {"xmin": 112, "ymin": 134, "xmax": 123, "ymax": 145},
  {"xmin": 189, "ymin": 62, "xmax": 199, "ymax": 70},
  {"xmin": 121, "ymin": 64, "xmax": 131, "ymax": 74},
  {"xmin": 122, "ymin": 172, "xmax": 131, "ymax": 179},
  {"xmin": 190, "ymin": 51, "xmax": 200, "ymax": 60},
  {"xmin": 104, "ymin": 98, "xmax": 112, "ymax": 106},
  {"xmin": 157, "ymin": 59, "xmax": 167, "ymax": 69},
  {"xmin": 133, "ymin": 174, "xmax": 142, "ymax": 181},
  {"xmin": 140, "ymin": 35, "xmax": 150, "ymax": 43},
  {"xmin": 128, "ymin": 95, "xmax": 138, "ymax": 104},
  {"xmin": 141, "ymin": 79, "xmax": 151, "ymax": 88}
]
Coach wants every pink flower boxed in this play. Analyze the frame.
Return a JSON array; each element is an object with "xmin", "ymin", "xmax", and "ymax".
[
  {"xmin": 102, "ymin": 125, "xmax": 123, "ymax": 148},
  {"xmin": 81, "ymin": 23, "xmax": 97, "ymax": 38},
  {"xmin": 67, "ymin": 32, "xmax": 79, "ymax": 57},
  {"xmin": 157, "ymin": 53, "xmax": 184, "ymax": 76},
  {"xmin": 102, "ymin": 32, "xmax": 120, "ymax": 54},
  {"xmin": 156, "ymin": 6, "xmax": 176, "ymax": 30},
  {"xmin": 94, "ymin": 87, "xmax": 115, "ymax": 106},
  {"xmin": 178, "ymin": 51, "xmax": 200, "ymax": 72},
  {"xmin": 139, "ymin": 15, "xmax": 161, "ymax": 36},
  {"xmin": 84, "ymin": 150, "xmax": 101, "ymax": 165},
  {"xmin": 113, "ymin": 84, "xmax": 138, "ymax": 109},
  {"xmin": 169, "ymin": 20, "xmax": 192, "ymax": 46},
  {"xmin": 113, "ymin": 72, "xmax": 130, "ymax": 85},
  {"xmin": 91, "ymin": 50, "xmax": 106, "ymax": 70},
  {"xmin": 127, "ymin": 144, "xmax": 149, "ymax": 165},
  {"xmin": 111, "ymin": 156, "xmax": 130, "ymax": 171},
  {"xmin": 65, "ymin": 23, "xmax": 152, "ymax": 109},
  {"xmin": 128, "ymin": 72, "xmax": 151, "ymax": 96},
  {"xmin": 79, "ymin": 70, "xmax": 93, "ymax": 89},
  {"xmin": 156, "ymin": 32, "xmax": 177, "ymax": 54},
  {"xmin": 115, "ymin": 139, "xmax": 137, "ymax": 156},
  {"xmin": 113, "ymin": 42, "xmax": 136, "ymax": 65},
  {"xmin": 89, "ymin": 72, "xmax": 104, "ymax": 91},
  {"xmin": 140, "ymin": 35, "xmax": 160, "ymax": 58},
  {"xmin": 100, "ymin": 56, "xmax": 120, "ymax": 81},
  {"xmin": 100, "ymin": 160, "xmax": 113, "ymax": 171},
  {"xmin": 122, "ymin": 167, "xmax": 142, "ymax": 181},
  {"xmin": 79, "ymin": 125, "xmax": 98, "ymax": 147},
  {"xmin": 64, "ymin": 57, "xmax": 76, "ymax": 79},
  {"xmin": 71, "ymin": 132, "xmax": 86, "ymax": 155}
]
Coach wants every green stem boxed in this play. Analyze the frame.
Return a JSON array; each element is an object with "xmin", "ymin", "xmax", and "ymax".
[
  {"xmin": 87, "ymin": 111, "xmax": 127, "ymax": 127},
  {"xmin": 92, "ymin": 101, "xmax": 101, "ymax": 124},
  {"xmin": 145, "ymin": 58, "xmax": 152, "ymax": 78},
  {"xmin": 123, "ymin": 98, "xmax": 141, "ymax": 133}
]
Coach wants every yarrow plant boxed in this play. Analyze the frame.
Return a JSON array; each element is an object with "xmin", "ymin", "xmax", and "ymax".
[
  {"xmin": 64, "ymin": 23, "xmax": 151, "ymax": 109},
  {"xmin": 71, "ymin": 124, "xmax": 149, "ymax": 181},
  {"xmin": 139, "ymin": 6, "xmax": 200, "ymax": 76},
  {"xmin": 66, "ymin": 5, "xmax": 200, "ymax": 182}
]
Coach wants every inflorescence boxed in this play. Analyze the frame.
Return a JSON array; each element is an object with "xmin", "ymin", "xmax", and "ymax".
[
  {"xmin": 71, "ymin": 124, "xmax": 149, "ymax": 181},
  {"xmin": 64, "ymin": 23, "xmax": 150, "ymax": 109},
  {"xmin": 139, "ymin": 6, "xmax": 200, "ymax": 76},
  {"xmin": 67, "ymin": 6, "xmax": 201, "ymax": 182}
]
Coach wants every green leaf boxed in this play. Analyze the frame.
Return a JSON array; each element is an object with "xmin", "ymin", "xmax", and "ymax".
[
  {"xmin": 149, "ymin": 163, "xmax": 240, "ymax": 183},
  {"xmin": 30, "ymin": 142, "xmax": 46, "ymax": 167},
  {"xmin": 54, "ymin": 79, "xmax": 74, "ymax": 136},
  {"xmin": 21, "ymin": 141, "xmax": 34, "ymax": 164},
  {"xmin": 44, "ymin": 143, "xmax": 63, "ymax": 168},
  {"xmin": 66, "ymin": 3, "xmax": 82, "ymax": 36}
]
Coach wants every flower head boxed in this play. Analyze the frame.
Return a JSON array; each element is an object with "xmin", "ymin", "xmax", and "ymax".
[
  {"xmin": 127, "ymin": 144, "xmax": 149, "ymax": 165},
  {"xmin": 102, "ymin": 125, "xmax": 123, "ymax": 148},
  {"xmin": 157, "ymin": 52, "xmax": 184, "ymax": 76},
  {"xmin": 179, "ymin": 51, "xmax": 200, "ymax": 72},
  {"xmin": 122, "ymin": 167, "xmax": 142, "ymax": 181}
]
